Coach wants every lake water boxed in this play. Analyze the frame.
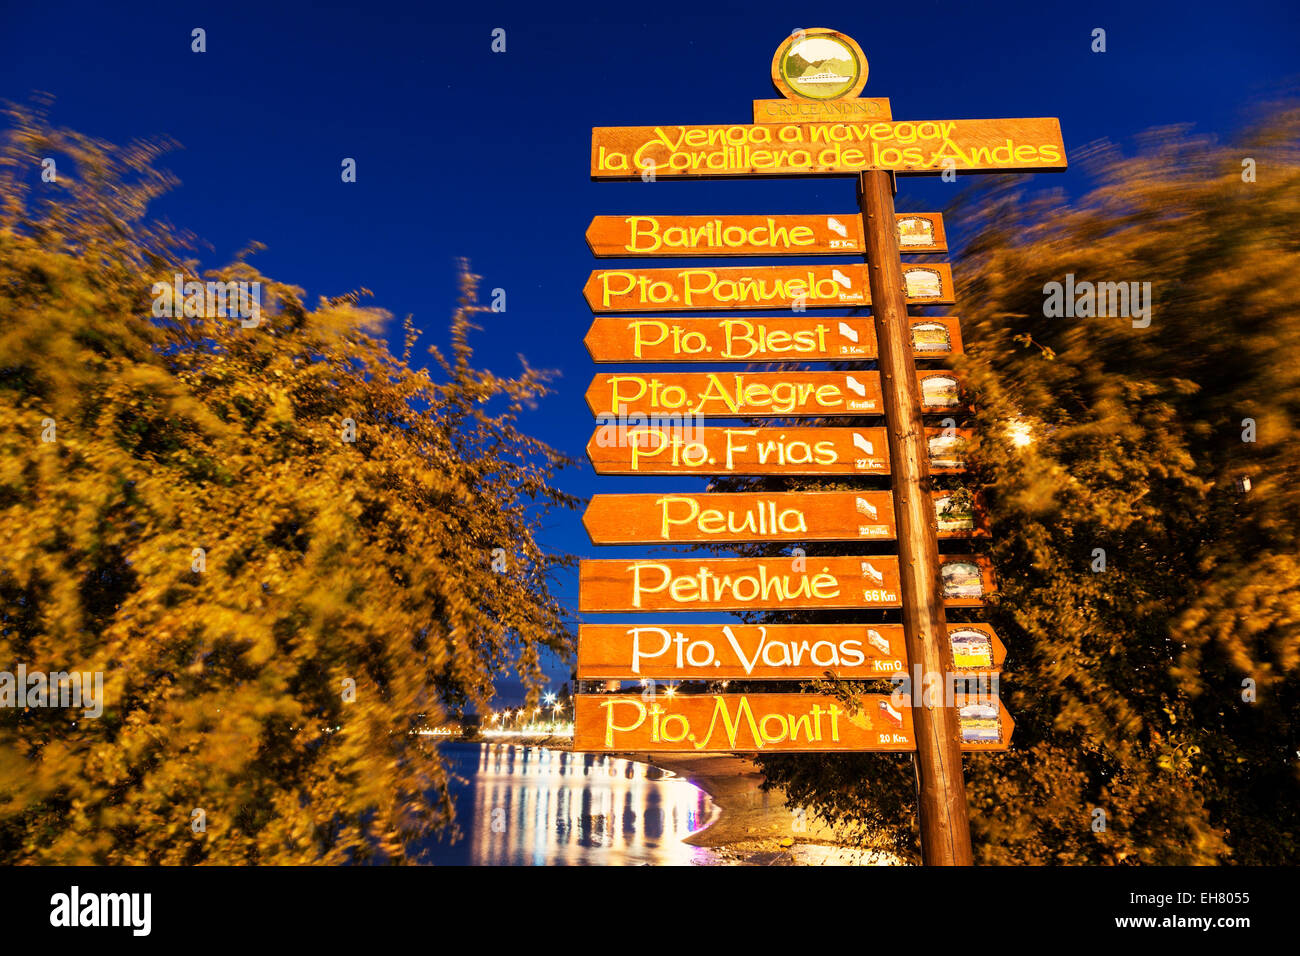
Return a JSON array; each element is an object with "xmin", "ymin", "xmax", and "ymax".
[{"xmin": 416, "ymin": 742, "xmax": 717, "ymax": 865}]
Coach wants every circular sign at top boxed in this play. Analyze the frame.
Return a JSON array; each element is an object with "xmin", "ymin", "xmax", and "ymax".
[{"xmin": 771, "ymin": 28, "xmax": 867, "ymax": 101}]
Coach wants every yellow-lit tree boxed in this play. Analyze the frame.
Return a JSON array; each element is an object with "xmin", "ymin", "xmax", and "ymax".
[{"xmin": 0, "ymin": 102, "xmax": 576, "ymax": 864}]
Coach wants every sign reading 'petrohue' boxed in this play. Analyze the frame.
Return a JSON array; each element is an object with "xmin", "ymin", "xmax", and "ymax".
[
  {"xmin": 574, "ymin": 693, "xmax": 1014, "ymax": 752},
  {"xmin": 583, "ymin": 263, "xmax": 953, "ymax": 311},
  {"xmin": 583, "ymin": 315, "xmax": 963, "ymax": 362},
  {"xmin": 591, "ymin": 117, "xmax": 1066, "ymax": 178},
  {"xmin": 584, "ymin": 212, "xmax": 946, "ymax": 256},
  {"xmin": 579, "ymin": 555, "xmax": 995, "ymax": 611}
]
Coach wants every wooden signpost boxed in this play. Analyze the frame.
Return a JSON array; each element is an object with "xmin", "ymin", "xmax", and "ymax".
[
  {"xmin": 575, "ymin": 622, "xmax": 1007, "ymax": 679},
  {"xmin": 578, "ymin": 26, "xmax": 1064, "ymax": 866},
  {"xmin": 584, "ymin": 262, "xmax": 954, "ymax": 311},
  {"xmin": 573, "ymin": 694, "xmax": 1015, "ymax": 752},
  {"xmin": 585, "ymin": 212, "xmax": 946, "ymax": 256},
  {"xmin": 583, "ymin": 315, "xmax": 963, "ymax": 362}
]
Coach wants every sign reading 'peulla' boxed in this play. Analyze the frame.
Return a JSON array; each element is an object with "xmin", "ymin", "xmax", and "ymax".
[
  {"xmin": 591, "ymin": 118, "xmax": 1065, "ymax": 178},
  {"xmin": 583, "ymin": 263, "xmax": 953, "ymax": 311},
  {"xmin": 583, "ymin": 315, "xmax": 963, "ymax": 362},
  {"xmin": 582, "ymin": 489, "xmax": 980, "ymax": 544},
  {"xmin": 584, "ymin": 212, "xmax": 946, "ymax": 256},
  {"xmin": 575, "ymin": 622, "xmax": 1007, "ymax": 679},
  {"xmin": 574, "ymin": 693, "xmax": 1014, "ymax": 752}
]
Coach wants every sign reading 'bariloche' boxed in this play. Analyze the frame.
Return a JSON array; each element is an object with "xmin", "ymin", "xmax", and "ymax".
[{"xmin": 585, "ymin": 213, "xmax": 947, "ymax": 256}]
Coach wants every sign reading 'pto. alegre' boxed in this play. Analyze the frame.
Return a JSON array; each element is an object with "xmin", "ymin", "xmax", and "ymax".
[
  {"xmin": 585, "ymin": 213, "xmax": 947, "ymax": 256},
  {"xmin": 583, "ymin": 263, "xmax": 953, "ymax": 311},
  {"xmin": 574, "ymin": 694, "xmax": 1014, "ymax": 752},
  {"xmin": 585, "ymin": 370, "xmax": 964, "ymax": 417},
  {"xmin": 583, "ymin": 315, "xmax": 963, "ymax": 362},
  {"xmin": 591, "ymin": 118, "xmax": 1065, "ymax": 178}
]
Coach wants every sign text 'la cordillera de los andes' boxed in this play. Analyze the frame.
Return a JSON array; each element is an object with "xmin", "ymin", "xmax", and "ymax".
[{"xmin": 577, "ymin": 26, "xmax": 1064, "ymax": 864}]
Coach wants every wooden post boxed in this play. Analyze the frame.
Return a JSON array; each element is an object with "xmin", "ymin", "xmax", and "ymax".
[{"xmin": 858, "ymin": 170, "xmax": 974, "ymax": 866}]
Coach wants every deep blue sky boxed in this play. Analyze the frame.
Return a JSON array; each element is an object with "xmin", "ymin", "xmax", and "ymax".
[{"xmin": 4, "ymin": 0, "xmax": 1296, "ymax": 701}]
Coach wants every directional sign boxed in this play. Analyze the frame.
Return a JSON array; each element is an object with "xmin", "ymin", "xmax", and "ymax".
[
  {"xmin": 579, "ymin": 554, "xmax": 995, "ymax": 612},
  {"xmin": 586, "ymin": 425, "xmax": 893, "ymax": 475},
  {"xmin": 590, "ymin": 117, "xmax": 1066, "ymax": 179},
  {"xmin": 581, "ymin": 489, "xmax": 981, "ymax": 544},
  {"xmin": 579, "ymin": 554, "xmax": 905, "ymax": 612},
  {"xmin": 584, "ymin": 263, "xmax": 954, "ymax": 311},
  {"xmin": 575, "ymin": 622, "xmax": 1007, "ymax": 679},
  {"xmin": 584, "ymin": 212, "xmax": 946, "ymax": 257},
  {"xmin": 586, "ymin": 370, "xmax": 879, "ymax": 417},
  {"xmin": 586, "ymin": 370, "xmax": 964, "ymax": 418},
  {"xmin": 583, "ymin": 490, "xmax": 897, "ymax": 544},
  {"xmin": 583, "ymin": 314, "xmax": 963, "ymax": 362},
  {"xmin": 573, "ymin": 693, "xmax": 1014, "ymax": 752}
]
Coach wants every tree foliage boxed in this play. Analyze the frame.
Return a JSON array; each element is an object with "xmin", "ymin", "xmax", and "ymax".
[
  {"xmin": 0, "ymin": 101, "xmax": 576, "ymax": 864},
  {"xmin": 754, "ymin": 106, "xmax": 1300, "ymax": 864}
]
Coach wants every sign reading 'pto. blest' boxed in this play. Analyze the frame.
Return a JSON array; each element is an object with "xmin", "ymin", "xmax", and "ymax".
[
  {"xmin": 591, "ymin": 118, "xmax": 1066, "ymax": 178},
  {"xmin": 584, "ymin": 213, "xmax": 946, "ymax": 256},
  {"xmin": 583, "ymin": 263, "xmax": 953, "ymax": 311},
  {"xmin": 574, "ymin": 694, "xmax": 1014, "ymax": 752},
  {"xmin": 583, "ymin": 315, "xmax": 963, "ymax": 362}
]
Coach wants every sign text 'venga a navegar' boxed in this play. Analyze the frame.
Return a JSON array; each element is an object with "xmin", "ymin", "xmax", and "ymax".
[{"xmin": 591, "ymin": 118, "xmax": 1065, "ymax": 178}]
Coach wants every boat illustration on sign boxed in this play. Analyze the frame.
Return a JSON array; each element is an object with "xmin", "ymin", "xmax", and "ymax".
[{"xmin": 910, "ymin": 321, "xmax": 951, "ymax": 353}]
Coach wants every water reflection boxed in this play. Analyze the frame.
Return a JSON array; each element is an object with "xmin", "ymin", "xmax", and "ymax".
[{"xmin": 420, "ymin": 742, "xmax": 716, "ymax": 865}]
